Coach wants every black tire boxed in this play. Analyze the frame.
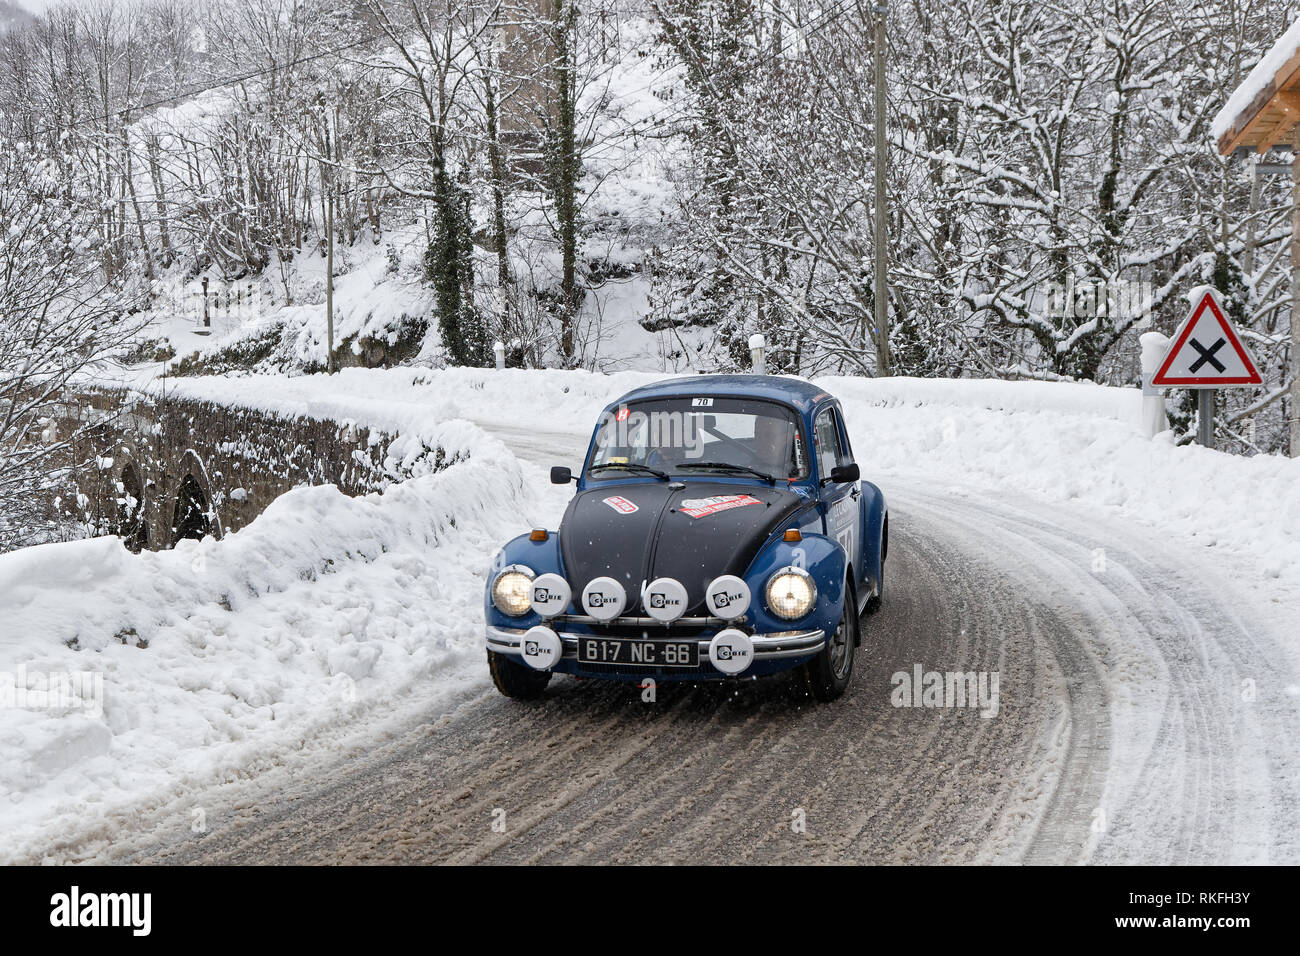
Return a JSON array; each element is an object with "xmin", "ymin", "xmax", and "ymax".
[
  {"xmin": 804, "ymin": 580, "xmax": 858, "ymax": 702},
  {"xmin": 488, "ymin": 649, "xmax": 552, "ymax": 700}
]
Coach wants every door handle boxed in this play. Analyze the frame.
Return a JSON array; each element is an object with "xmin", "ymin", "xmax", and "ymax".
[{"xmin": 849, "ymin": 487, "xmax": 861, "ymax": 500}]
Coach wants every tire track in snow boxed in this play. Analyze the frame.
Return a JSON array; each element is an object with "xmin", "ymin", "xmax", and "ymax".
[
  {"xmin": 917, "ymin": 486, "xmax": 1290, "ymax": 863},
  {"xmin": 102, "ymin": 497, "xmax": 1079, "ymax": 864},
  {"xmin": 86, "ymin": 433, "xmax": 1298, "ymax": 864},
  {"xmin": 905, "ymin": 492, "xmax": 1112, "ymax": 865}
]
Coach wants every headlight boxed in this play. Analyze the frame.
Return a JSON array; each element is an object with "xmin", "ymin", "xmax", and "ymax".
[
  {"xmin": 766, "ymin": 567, "xmax": 816, "ymax": 620},
  {"xmin": 492, "ymin": 567, "xmax": 535, "ymax": 616}
]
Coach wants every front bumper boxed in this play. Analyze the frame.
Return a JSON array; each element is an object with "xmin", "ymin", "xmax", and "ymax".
[{"xmin": 486, "ymin": 615, "xmax": 825, "ymax": 679}]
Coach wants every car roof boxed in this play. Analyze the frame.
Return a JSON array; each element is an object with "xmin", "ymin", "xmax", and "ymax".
[{"xmin": 613, "ymin": 374, "xmax": 831, "ymax": 415}]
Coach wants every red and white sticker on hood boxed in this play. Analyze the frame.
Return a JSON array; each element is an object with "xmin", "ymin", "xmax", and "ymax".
[
  {"xmin": 602, "ymin": 495, "xmax": 639, "ymax": 514},
  {"xmin": 679, "ymin": 494, "xmax": 762, "ymax": 518}
]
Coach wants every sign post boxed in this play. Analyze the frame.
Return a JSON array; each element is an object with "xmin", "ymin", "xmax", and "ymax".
[
  {"xmin": 1196, "ymin": 390, "xmax": 1214, "ymax": 447},
  {"xmin": 1150, "ymin": 288, "xmax": 1262, "ymax": 449}
]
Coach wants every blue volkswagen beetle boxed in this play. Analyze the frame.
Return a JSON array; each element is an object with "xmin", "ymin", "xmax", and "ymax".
[{"xmin": 483, "ymin": 374, "xmax": 888, "ymax": 701}]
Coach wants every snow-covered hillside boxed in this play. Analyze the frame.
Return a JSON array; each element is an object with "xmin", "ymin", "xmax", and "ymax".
[
  {"xmin": 1, "ymin": 369, "xmax": 1298, "ymax": 862},
  {"xmin": 122, "ymin": 15, "xmax": 694, "ymax": 378}
]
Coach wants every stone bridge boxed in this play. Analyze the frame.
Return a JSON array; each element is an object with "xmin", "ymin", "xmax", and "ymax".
[{"xmin": 51, "ymin": 388, "xmax": 442, "ymax": 552}]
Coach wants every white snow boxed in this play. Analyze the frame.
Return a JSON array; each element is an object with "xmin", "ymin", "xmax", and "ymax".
[
  {"xmin": 0, "ymin": 408, "xmax": 551, "ymax": 862},
  {"xmin": 2, "ymin": 367, "xmax": 1298, "ymax": 861},
  {"xmin": 114, "ymin": 17, "xmax": 692, "ymax": 377},
  {"xmin": 1139, "ymin": 331, "xmax": 1170, "ymax": 374},
  {"xmin": 1211, "ymin": 17, "xmax": 1300, "ymax": 141},
  {"xmin": 829, "ymin": 375, "xmax": 1300, "ymax": 603}
]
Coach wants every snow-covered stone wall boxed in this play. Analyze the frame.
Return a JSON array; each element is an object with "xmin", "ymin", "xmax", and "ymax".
[{"xmin": 53, "ymin": 388, "xmax": 459, "ymax": 551}]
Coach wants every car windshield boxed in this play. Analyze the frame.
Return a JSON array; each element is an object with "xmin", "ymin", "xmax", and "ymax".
[{"xmin": 587, "ymin": 397, "xmax": 809, "ymax": 480}]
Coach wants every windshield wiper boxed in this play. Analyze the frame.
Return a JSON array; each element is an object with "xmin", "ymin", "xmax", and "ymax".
[
  {"xmin": 676, "ymin": 461, "xmax": 775, "ymax": 484},
  {"xmin": 588, "ymin": 462, "xmax": 669, "ymax": 481}
]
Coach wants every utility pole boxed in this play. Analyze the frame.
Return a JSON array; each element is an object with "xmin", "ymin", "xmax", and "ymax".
[
  {"xmin": 321, "ymin": 113, "xmax": 336, "ymax": 375},
  {"xmin": 1292, "ymin": 126, "xmax": 1300, "ymax": 454},
  {"xmin": 873, "ymin": 1, "xmax": 891, "ymax": 376},
  {"xmin": 326, "ymin": 181, "xmax": 335, "ymax": 374}
]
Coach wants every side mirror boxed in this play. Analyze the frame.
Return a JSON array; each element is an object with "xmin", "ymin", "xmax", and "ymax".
[
  {"xmin": 828, "ymin": 462, "xmax": 860, "ymax": 485},
  {"xmin": 550, "ymin": 466, "xmax": 574, "ymax": 485}
]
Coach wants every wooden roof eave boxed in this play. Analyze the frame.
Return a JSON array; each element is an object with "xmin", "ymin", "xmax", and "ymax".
[{"xmin": 1218, "ymin": 47, "xmax": 1300, "ymax": 155}]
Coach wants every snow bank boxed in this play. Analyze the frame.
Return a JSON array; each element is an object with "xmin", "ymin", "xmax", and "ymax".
[
  {"xmin": 0, "ymin": 415, "xmax": 544, "ymax": 862},
  {"xmin": 5, "ymin": 366, "xmax": 1298, "ymax": 860},
  {"xmin": 192, "ymin": 367, "xmax": 1299, "ymax": 607},
  {"xmin": 138, "ymin": 366, "xmax": 665, "ymax": 442},
  {"xmin": 144, "ymin": 370, "xmax": 1300, "ymax": 604},
  {"xmin": 826, "ymin": 375, "xmax": 1300, "ymax": 597}
]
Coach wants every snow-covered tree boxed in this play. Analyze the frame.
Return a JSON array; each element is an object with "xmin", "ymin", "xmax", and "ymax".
[{"xmin": 0, "ymin": 143, "xmax": 141, "ymax": 547}]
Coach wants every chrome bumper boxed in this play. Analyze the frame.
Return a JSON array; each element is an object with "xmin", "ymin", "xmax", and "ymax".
[{"xmin": 485, "ymin": 625, "xmax": 826, "ymax": 662}]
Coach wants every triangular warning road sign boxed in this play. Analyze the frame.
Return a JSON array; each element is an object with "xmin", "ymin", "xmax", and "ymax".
[{"xmin": 1151, "ymin": 289, "xmax": 1262, "ymax": 388}]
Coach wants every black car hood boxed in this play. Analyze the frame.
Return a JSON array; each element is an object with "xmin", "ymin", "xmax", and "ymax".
[{"xmin": 560, "ymin": 481, "xmax": 811, "ymax": 615}]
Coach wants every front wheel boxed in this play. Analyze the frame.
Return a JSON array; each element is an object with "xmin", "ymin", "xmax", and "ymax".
[
  {"xmin": 804, "ymin": 581, "xmax": 858, "ymax": 702},
  {"xmin": 488, "ymin": 649, "xmax": 552, "ymax": 699},
  {"xmin": 865, "ymin": 515, "xmax": 887, "ymax": 615}
]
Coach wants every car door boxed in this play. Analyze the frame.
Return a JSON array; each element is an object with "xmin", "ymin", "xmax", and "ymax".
[
  {"xmin": 833, "ymin": 404, "xmax": 868, "ymax": 598},
  {"xmin": 813, "ymin": 404, "xmax": 860, "ymax": 589}
]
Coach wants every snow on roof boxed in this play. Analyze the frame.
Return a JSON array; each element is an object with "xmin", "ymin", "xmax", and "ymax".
[{"xmin": 1211, "ymin": 17, "xmax": 1300, "ymax": 143}]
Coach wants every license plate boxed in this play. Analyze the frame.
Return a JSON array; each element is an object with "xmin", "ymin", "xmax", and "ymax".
[{"xmin": 577, "ymin": 637, "xmax": 699, "ymax": 667}]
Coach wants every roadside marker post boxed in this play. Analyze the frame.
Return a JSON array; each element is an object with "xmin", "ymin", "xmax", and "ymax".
[
  {"xmin": 1138, "ymin": 332, "xmax": 1171, "ymax": 439},
  {"xmin": 1150, "ymin": 288, "xmax": 1263, "ymax": 449}
]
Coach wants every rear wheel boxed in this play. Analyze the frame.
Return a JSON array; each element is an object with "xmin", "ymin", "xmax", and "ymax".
[
  {"xmin": 804, "ymin": 580, "xmax": 858, "ymax": 702},
  {"xmin": 488, "ymin": 649, "xmax": 552, "ymax": 700}
]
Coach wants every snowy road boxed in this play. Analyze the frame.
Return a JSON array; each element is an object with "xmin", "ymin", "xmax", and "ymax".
[{"xmin": 84, "ymin": 419, "xmax": 1298, "ymax": 865}]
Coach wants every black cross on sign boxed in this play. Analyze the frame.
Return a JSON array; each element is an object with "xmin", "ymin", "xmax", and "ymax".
[{"xmin": 1188, "ymin": 336, "xmax": 1227, "ymax": 374}]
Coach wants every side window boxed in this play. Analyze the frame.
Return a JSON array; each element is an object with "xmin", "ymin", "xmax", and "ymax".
[
  {"xmin": 832, "ymin": 407, "xmax": 853, "ymax": 466},
  {"xmin": 814, "ymin": 408, "xmax": 841, "ymax": 480}
]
